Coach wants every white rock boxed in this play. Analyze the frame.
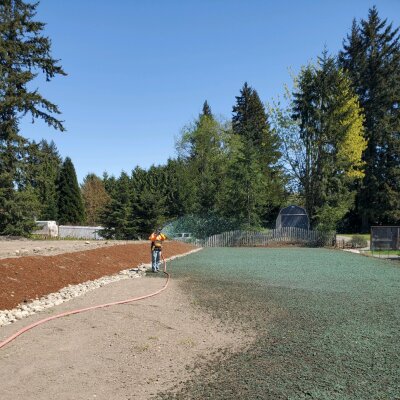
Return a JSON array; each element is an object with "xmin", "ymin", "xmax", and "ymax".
[
  {"xmin": 0, "ymin": 259, "xmax": 150, "ymax": 325},
  {"xmin": 14, "ymin": 311, "xmax": 23, "ymax": 320}
]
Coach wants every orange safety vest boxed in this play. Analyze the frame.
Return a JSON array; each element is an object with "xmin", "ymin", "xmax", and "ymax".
[{"xmin": 149, "ymin": 232, "xmax": 166, "ymax": 251}]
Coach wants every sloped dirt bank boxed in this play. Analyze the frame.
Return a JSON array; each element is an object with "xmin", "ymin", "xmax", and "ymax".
[{"xmin": 0, "ymin": 241, "xmax": 195, "ymax": 310}]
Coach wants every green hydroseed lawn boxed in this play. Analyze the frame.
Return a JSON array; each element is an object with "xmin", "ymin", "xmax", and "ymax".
[{"xmin": 158, "ymin": 248, "xmax": 400, "ymax": 400}]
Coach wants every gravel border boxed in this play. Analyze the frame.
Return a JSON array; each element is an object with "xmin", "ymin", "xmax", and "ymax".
[{"xmin": 0, "ymin": 248, "xmax": 202, "ymax": 327}]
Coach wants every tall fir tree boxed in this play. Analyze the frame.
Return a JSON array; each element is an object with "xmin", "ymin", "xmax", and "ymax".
[
  {"xmin": 201, "ymin": 100, "xmax": 212, "ymax": 117},
  {"xmin": 228, "ymin": 83, "xmax": 284, "ymax": 227},
  {"xmin": 127, "ymin": 166, "xmax": 166, "ymax": 238},
  {"xmin": 177, "ymin": 106, "xmax": 228, "ymax": 216},
  {"xmin": 232, "ymin": 82, "xmax": 281, "ymax": 166},
  {"xmin": 100, "ymin": 172, "xmax": 131, "ymax": 239},
  {"xmin": 162, "ymin": 158, "xmax": 192, "ymax": 219},
  {"xmin": 217, "ymin": 133, "xmax": 268, "ymax": 227},
  {"xmin": 57, "ymin": 157, "xmax": 85, "ymax": 225},
  {"xmin": 0, "ymin": 0, "xmax": 65, "ymax": 235},
  {"xmin": 25, "ymin": 140, "xmax": 62, "ymax": 220},
  {"xmin": 339, "ymin": 6, "xmax": 400, "ymax": 229},
  {"xmin": 102, "ymin": 172, "xmax": 118, "ymax": 196}
]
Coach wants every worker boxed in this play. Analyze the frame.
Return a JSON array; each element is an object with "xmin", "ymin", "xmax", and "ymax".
[{"xmin": 149, "ymin": 228, "xmax": 166, "ymax": 272}]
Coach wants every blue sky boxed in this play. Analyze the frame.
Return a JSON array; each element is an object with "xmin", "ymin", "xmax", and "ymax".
[{"xmin": 20, "ymin": 0, "xmax": 400, "ymax": 182}]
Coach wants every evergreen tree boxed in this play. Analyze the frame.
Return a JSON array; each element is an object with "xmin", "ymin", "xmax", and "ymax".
[
  {"xmin": 177, "ymin": 106, "xmax": 228, "ymax": 215},
  {"xmin": 102, "ymin": 172, "xmax": 118, "ymax": 196},
  {"xmin": 162, "ymin": 158, "xmax": 191, "ymax": 219},
  {"xmin": 81, "ymin": 173, "xmax": 111, "ymax": 226},
  {"xmin": 339, "ymin": 6, "xmax": 400, "ymax": 229},
  {"xmin": 25, "ymin": 140, "xmax": 62, "ymax": 220},
  {"xmin": 229, "ymin": 83, "xmax": 284, "ymax": 226},
  {"xmin": 0, "ymin": 0, "xmax": 66, "ymax": 235},
  {"xmin": 217, "ymin": 134, "xmax": 268, "ymax": 227},
  {"xmin": 0, "ymin": 0, "xmax": 66, "ymax": 140},
  {"xmin": 232, "ymin": 82, "xmax": 281, "ymax": 166},
  {"xmin": 57, "ymin": 157, "xmax": 85, "ymax": 225},
  {"xmin": 0, "ymin": 186, "xmax": 39, "ymax": 236},
  {"xmin": 127, "ymin": 167, "xmax": 166, "ymax": 238},
  {"xmin": 100, "ymin": 172, "xmax": 131, "ymax": 239},
  {"xmin": 201, "ymin": 100, "xmax": 212, "ymax": 117}
]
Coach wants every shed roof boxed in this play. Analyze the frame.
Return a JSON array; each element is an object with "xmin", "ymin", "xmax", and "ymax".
[{"xmin": 279, "ymin": 205, "xmax": 307, "ymax": 215}]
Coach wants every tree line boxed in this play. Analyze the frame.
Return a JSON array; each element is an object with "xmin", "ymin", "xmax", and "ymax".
[{"xmin": 0, "ymin": 2, "xmax": 399, "ymax": 237}]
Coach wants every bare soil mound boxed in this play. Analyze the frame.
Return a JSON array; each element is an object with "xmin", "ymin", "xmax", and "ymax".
[{"xmin": 0, "ymin": 241, "xmax": 195, "ymax": 310}]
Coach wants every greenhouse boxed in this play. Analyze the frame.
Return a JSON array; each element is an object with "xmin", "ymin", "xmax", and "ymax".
[{"xmin": 276, "ymin": 205, "xmax": 309, "ymax": 230}]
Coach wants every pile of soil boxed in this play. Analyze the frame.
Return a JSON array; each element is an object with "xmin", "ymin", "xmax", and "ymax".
[{"xmin": 0, "ymin": 241, "xmax": 196, "ymax": 310}]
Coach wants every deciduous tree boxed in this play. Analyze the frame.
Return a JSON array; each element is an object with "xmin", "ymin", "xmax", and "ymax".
[
  {"xmin": 81, "ymin": 174, "xmax": 111, "ymax": 226},
  {"xmin": 271, "ymin": 53, "xmax": 366, "ymax": 230}
]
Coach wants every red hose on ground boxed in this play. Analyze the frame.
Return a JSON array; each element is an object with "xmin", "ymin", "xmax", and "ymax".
[{"xmin": 0, "ymin": 255, "xmax": 169, "ymax": 350}]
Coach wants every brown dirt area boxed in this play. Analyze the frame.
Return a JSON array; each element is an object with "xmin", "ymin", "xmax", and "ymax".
[
  {"xmin": 0, "ymin": 241, "xmax": 252, "ymax": 399},
  {"xmin": 0, "ymin": 241, "xmax": 195, "ymax": 310}
]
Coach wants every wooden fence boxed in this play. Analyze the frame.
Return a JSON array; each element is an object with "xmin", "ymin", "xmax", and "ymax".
[{"xmin": 195, "ymin": 228, "xmax": 335, "ymax": 248}]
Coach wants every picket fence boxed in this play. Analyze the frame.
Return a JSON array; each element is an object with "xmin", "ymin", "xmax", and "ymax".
[{"xmin": 195, "ymin": 228, "xmax": 335, "ymax": 248}]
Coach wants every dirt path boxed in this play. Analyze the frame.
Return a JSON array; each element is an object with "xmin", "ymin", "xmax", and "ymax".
[
  {"xmin": 0, "ymin": 243, "xmax": 251, "ymax": 399},
  {"xmin": 0, "ymin": 272, "xmax": 247, "ymax": 400}
]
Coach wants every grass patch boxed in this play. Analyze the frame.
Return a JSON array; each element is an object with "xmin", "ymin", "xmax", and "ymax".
[
  {"xmin": 339, "ymin": 233, "xmax": 370, "ymax": 240},
  {"xmin": 366, "ymin": 249, "xmax": 400, "ymax": 256}
]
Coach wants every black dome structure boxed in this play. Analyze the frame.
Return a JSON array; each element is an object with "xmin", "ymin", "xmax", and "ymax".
[{"xmin": 276, "ymin": 205, "xmax": 309, "ymax": 230}]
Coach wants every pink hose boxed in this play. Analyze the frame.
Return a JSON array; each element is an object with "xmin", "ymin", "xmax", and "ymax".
[{"xmin": 0, "ymin": 256, "xmax": 169, "ymax": 350}]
